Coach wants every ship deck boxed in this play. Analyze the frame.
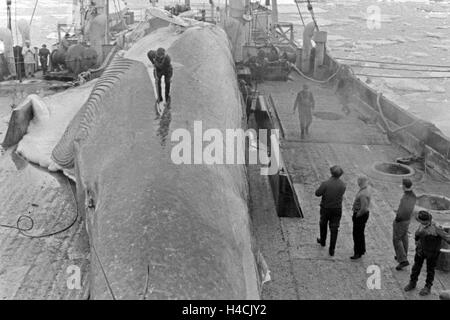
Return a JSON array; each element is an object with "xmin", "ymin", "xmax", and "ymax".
[
  {"xmin": 250, "ymin": 73, "xmax": 450, "ymax": 299},
  {"xmin": 0, "ymin": 96, "xmax": 89, "ymax": 300}
]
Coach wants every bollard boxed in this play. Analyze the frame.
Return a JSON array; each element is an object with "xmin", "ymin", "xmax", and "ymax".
[{"xmin": 313, "ymin": 31, "xmax": 327, "ymax": 79}]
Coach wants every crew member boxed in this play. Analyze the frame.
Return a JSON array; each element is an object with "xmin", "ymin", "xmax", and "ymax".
[
  {"xmin": 39, "ymin": 44, "xmax": 50, "ymax": 75},
  {"xmin": 293, "ymin": 84, "xmax": 315, "ymax": 139},
  {"xmin": 315, "ymin": 165, "xmax": 347, "ymax": 256},
  {"xmin": 267, "ymin": 46, "xmax": 280, "ymax": 62},
  {"xmin": 147, "ymin": 47, "xmax": 173, "ymax": 104},
  {"xmin": 404, "ymin": 211, "xmax": 450, "ymax": 296},
  {"xmin": 21, "ymin": 40, "xmax": 35, "ymax": 78},
  {"xmin": 350, "ymin": 176, "xmax": 371, "ymax": 260},
  {"xmin": 60, "ymin": 33, "xmax": 70, "ymax": 51},
  {"xmin": 393, "ymin": 179, "xmax": 416, "ymax": 270}
]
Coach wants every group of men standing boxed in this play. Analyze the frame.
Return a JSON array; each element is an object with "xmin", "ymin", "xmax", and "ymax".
[
  {"xmin": 18, "ymin": 41, "xmax": 50, "ymax": 79},
  {"xmin": 315, "ymin": 168, "xmax": 450, "ymax": 296}
]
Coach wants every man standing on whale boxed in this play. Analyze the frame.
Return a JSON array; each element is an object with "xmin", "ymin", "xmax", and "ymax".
[{"xmin": 147, "ymin": 47, "xmax": 173, "ymax": 105}]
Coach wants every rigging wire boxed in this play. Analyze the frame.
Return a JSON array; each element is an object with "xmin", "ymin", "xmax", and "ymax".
[
  {"xmin": 354, "ymin": 73, "xmax": 450, "ymax": 79},
  {"xmin": 306, "ymin": 0, "xmax": 319, "ymax": 31},
  {"xmin": 345, "ymin": 64, "xmax": 450, "ymax": 73},
  {"xmin": 14, "ymin": 0, "xmax": 19, "ymax": 44},
  {"xmin": 294, "ymin": 0, "xmax": 306, "ymax": 27},
  {"xmin": 334, "ymin": 57, "xmax": 450, "ymax": 69},
  {"xmin": 92, "ymin": 240, "xmax": 117, "ymax": 300},
  {"xmin": 30, "ymin": 0, "xmax": 39, "ymax": 26}
]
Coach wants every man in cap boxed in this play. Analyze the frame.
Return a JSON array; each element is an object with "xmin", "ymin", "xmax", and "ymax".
[
  {"xmin": 21, "ymin": 40, "xmax": 35, "ymax": 78},
  {"xmin": 315, "ymin": 165, "xmax": 347, "ymax": 256},
  {"xmin": 404, "ymin": 210, "xmax": 450, "ymax": 296},
  {"xmin": 39, "ymin": 44, "xmax": 50, "ymax": 75},
  {"xmin": 147, "ymin": 47, "xmax": 173, "ymax": 104},
  {"xmin": 393, "ymin": 178, "xmax": 417, "ymax": 270},
  {"xmin": 60, "ymin": 33, "xmax": 70, "ymax": 51},
  {"xmin": 350, "ymin": 176, "xmax": 371, "ymax": 260},
  {"xmin": 293, "ymin": 84, "xmax": 315, "ymax": 139}
]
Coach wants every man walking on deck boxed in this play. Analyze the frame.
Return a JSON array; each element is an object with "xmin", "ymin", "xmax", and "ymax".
[
  {"xmin": 404, "ymin": 210, "xmax": 450, "ymax": 296},
  {"xmin": 147, "ymin": 47, "xmax": 173, "ymax": 104},
  {"xmin": 393, "ymin": 178, "xmax": 416, "ymax": 270},
  {"xmin": 293, "ymin": 84, "xmax": 315, "ymax": 139},
  {"xmin": 22, "ymin": 41, "xmax": 35, "ymax": 78},
  {"xmin": 315, "ymin": 165, "xmax": 347, "ymax": 256},
  {"xmin": 39, "ymin": 44, "xmax": 50, "ymax": 75},
  {"xmin": 351, "ymin": 176, "xmax": 371, "ymax": 260}
]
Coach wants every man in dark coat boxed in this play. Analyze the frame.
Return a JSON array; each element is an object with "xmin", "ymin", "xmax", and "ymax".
[
  {"xmin": 293, "ymin": 84, "xmax": 315, "ymax": 139},
  {"xmin": 315, "ymin": 165, "xmax": 347, "ymax": 256},
  {"xmin": 393, "ymin": 178, "xmax": 417, "ymax": 270},
  {"xmin": 404, "ymin": 211, "xmax": 450, "ymax": 296},
  {"xmin": 351, "ymin": 176, "xmax": 371, "ymax": 260},
  {"xmin": 147, "ymin": 47, "xmax": 173, "ymax": 103},
  {"xmin": 39, "ymin": 44, "xmax": 50, "ymax": 75}
]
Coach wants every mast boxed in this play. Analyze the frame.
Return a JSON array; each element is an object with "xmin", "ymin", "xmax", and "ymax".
[
  {"xmin": 105, "ymin": 0, "xmax": 110, "ymax": 44},
  {"xmin": 271, "ymin": 0, "xmax": 278, "ymax": 27},
  {"xmin": 6, "ymin": 0, "xmax": 12, "ymax": 30}
]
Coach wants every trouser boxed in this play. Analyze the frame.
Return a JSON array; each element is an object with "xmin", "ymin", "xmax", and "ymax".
[
  {"xmin": 40, "ymin": 58, "xmax": 48, "ymax": 74},
  {"xmin": 352, "ymin": 212, "xmax": 369, "ymax": 255},
  {"xmin": 319, "ymin": 207, "xmax": 342, "ymax": 251},
  {"xmin": 299, "ymin": 113, "xmax": 312, "ymax": 137},
  {"xmin": 393, "ymin": 220, "xmax": 410, "ymax": 263},
  {"xmin": 410, "ymin": 252, "xmax": 440, "ymax": 287},
  {"xmin": 25, "ymin": 63, "xmax": 34, "ymax": 77},
  {"xmin": 154, "ymin": 69, "xmax": 172, "ymax": 102}
]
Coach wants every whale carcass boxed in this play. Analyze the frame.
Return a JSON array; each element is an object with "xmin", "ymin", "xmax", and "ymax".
[{"xmin": 6, "ymin": 24, "xmax": 260, "ymax": 299}]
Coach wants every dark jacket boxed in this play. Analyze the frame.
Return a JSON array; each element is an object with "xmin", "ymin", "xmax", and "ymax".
[
  {"xmin": 315, "ymin": 177, "xmax": 346, "ymax": 209},
  {"xmin": 147, "ymin": 50, "xmax": 173, "ymax": 75},
  {"xmin": 39, "ymin": 47, "xmax": 50, "ymax": 60},
  {"xmin": 395, "ymin": 191, "xmax": 416, "ymax": 222},
  {"xmin": 352, "ymin": 186, "xmax": 371, "ymax": 215},
  {"xmin": 294, "ymin": 90, "xmax": 315, "ymax": 111},
  {"xmin": 415, "ymin": 222, "xmax": 450, "ymax": 257}
]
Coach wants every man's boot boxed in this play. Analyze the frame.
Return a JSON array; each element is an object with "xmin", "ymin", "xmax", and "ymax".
[
  {"xmin": 396, "ymin": 261, "xmax": 409, "ymax": 270},
  {"xmin": 404, "ymin": 282, "xmax": 416, "ymax": 292},
  {"xmin": 316, "ymin": 238, "xmax": 325, "ymax": 247},
  {"xmin": 419, "ymin": 285, "xmax": 431, "ymax": 296}
]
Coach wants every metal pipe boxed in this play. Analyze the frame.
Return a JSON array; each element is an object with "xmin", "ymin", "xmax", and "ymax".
[
  {"xmin": 271, "ymin": 0, "xmax": 278, "ymax": 27},
  {"xmin": 105, "ymin": 0, "xmax": 109, "ymax": 44},
  {"xmin": 6, "ymin": 0, "xmax": 12, "ymax": 30}
]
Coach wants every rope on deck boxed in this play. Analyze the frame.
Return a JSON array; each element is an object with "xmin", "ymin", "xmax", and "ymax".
[
  {"xmin": 0, "ymin": 175, "xmax": 79, "ymax": 238},
  {"xmin": 375, "ymin": 92, "xmax": 419, "ymax": 135},
  {"xmin": 291, "ymin": 63, "xmax": 341, "ymax": 84}
]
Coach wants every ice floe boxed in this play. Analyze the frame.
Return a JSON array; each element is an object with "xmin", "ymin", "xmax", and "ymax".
[{"xmin": 384, "ymin": 78, "xmax": 431, "ymax": 92}]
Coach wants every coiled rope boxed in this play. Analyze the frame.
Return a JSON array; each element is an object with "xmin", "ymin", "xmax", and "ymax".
[{"xmin": 0, "ymin": 175, "xmax": 79, "ymax": 239}]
